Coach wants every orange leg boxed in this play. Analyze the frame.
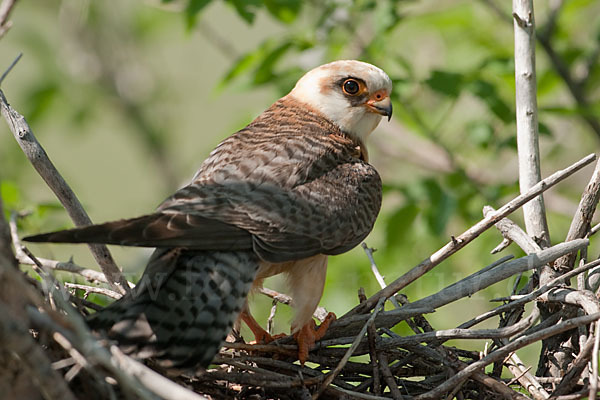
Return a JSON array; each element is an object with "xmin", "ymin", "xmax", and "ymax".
[
  {"xmin": 240, "ymin": 309, "xmax": 284, "ymax": 344},
  {"xmin": 293, "ymin": 312, "xmax": 336, "ymax": 365}
]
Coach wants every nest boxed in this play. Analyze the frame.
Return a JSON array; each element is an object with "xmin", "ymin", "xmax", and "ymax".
[{"xmin": 2, "ymin": 153, "xmax": 600, "ymax": 400}]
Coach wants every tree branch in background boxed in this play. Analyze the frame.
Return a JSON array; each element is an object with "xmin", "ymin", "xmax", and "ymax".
[
  {"xmin": 0, "ymin": 0, "xmax": 17, "ymax": 39},
  {"xmin": 513, "ymin": 0, "xmax": 551, "ymax": 250},
  {"xmin": 481, "ymin": 0, "xmax": 600, "ymax": 141},
  {"xmin": 0, "ymin": 86, "xmax": 130, "ymax": 295}
]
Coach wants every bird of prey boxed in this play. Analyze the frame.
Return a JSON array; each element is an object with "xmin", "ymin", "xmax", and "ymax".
[{"xmin": 26, "ymin": 60, "xmax": 393, "ymax": 368}]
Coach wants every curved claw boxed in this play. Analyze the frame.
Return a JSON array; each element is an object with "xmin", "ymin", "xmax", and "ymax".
[
  {"xmin": 241, "ymin": 309, "xmax": 284, "ymax": 344},
  {"xmin": 293, "ymin": 312, "xmax": 336, "ymax": 365}
]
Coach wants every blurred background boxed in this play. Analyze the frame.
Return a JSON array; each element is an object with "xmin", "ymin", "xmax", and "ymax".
[{"xmin": 1, "ymin": 0, "xmax": 599, "ymax": 368}]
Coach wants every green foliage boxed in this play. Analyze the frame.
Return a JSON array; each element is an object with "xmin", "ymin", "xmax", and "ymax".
[{"xmin": 2, "ymin": 0, "xmax": 600, "ymax": 368}]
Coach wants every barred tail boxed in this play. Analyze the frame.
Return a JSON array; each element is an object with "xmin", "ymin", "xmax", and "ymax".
[{"xmin": 88, "ymin": 249, "xmax": 258, "ymax": 368}]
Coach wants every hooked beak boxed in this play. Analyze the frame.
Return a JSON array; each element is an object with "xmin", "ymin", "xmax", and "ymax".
[{"xmin": 365, "ymin": 94, "xmax": 393, "ymax": 121}]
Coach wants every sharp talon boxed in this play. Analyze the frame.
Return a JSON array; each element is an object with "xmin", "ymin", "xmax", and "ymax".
[
  {"xmin": 294, "ymin": 312, "xmax": 337, "ymax": 365},
  {"xmin": 241, "ymin": 309, "xmax": 285, "ymax": 344}
]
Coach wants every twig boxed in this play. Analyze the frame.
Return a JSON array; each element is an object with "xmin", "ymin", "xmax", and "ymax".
[
  {"xmin": 376, "ymin": 307, "xmax": 539, "ymax": 351},
  {"xmin": 459, "ymin": 257, "xmax": 600, "ymax": 329},
  {"xmin": 552, "ymin": 334, "xmax": 596, "ymax": 396},
  {"xmin": 590, "ymin": 321, "xmax": 600, "ymax": 400},
  {"xmin": 394, "ymin": 240, "xmax": 587, "ymax": 319},
  {"xmin": 334, "ymin": 241, "xmax": 585, "ymax": 338},
  {"xmin": 378, "ymin": 353, "xmax": 403, "ymax": 399},
  {"xmin": 9, "ymin": 212, "xmax": 133, "ymax": 286},
  {"xmin": 362, "ymin": 242, "xmax": 401, "ymax": 309},
  {"xmin": 416, "ymin": 312, "xmax": 600, "ymax": 399},
  {"xmin": 556, "ymin": 158, "xmax": 600, "ymax": 271},
  {"xmin": 483, "ymin": 206, "xmax": 541, "ymax": 254},
  {"xmin": 0, "ymin": 87, "xmax": 129, "ymax": 295},
  {"xmin": 259, "ymin": 287, "xmax": 328, "ymax": 322},
  {"xmin": 0, "ymin": 185, "xmax": 16, "ymax": 267},
  {"xmin": 64, "ymin": 282, "xmax": 122, "ymax": 299},
  {"xmin": 0, "ymin": 0, "xmax": 17, "ymax": 38},
  {"xmin": 359, "ymin": 288, "xmax": 381, "ymax": 396},
  {"xmin": 312, "ymin": 298, "xmax": 386, "ymax": 399},
  {"xmin": 346, "ymin": 153, "xmax": 595, "ymax": 316},
  {"xmin": 23, "ymin": 246, "xmax": 204, "ymax": 400},
  {"xmin": 0, "ymin": 52, "xmax": 21, "ymax": 86}
]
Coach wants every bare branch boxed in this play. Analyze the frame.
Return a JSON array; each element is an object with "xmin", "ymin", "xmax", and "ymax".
[
  {"xmin": 312, "ymin": 298, "xmax": 385, "ymax": 399},
  {"xmin": 556, "ymin": 159, "xmax": 600, "ymax": 271},
  {"xmin": 9, "ymin": 212, "xmax": 134, "ymax": 287},
  {"xmin": 0, "ymin": 0, "xmax": 17, "ymax": 38},
  {"xmin": 346, "ymin": 153, "xmax": 595, "ymax": 317},
  {"xmin": 63, "ymin": 282, "xmax": 122, "ymax": 299},
  {"xmin": 513, "ymin": 0, "xmax": 551, "ymax": 250},
  {"xmin": 416, "ymin": 312, "xmax": 600, "ymax": 399},
  {"xmin": 0, "ymin": 88, "xmax": 129, "ymax": 295}
]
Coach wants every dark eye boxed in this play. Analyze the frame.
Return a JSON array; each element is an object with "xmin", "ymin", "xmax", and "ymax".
[{"xmin": 342, "ymin": 79, "xmax": 360, "ymax": 95}]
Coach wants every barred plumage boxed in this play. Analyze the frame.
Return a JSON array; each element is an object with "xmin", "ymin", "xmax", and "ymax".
[{"xmin": 25, "ymin": 60, "xmax": 392, "ymax": 367}]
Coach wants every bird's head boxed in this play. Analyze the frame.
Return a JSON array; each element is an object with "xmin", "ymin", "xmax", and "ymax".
[{"xmin": 289, "ymin": 60, "xmax": 392, "ymax": 142}]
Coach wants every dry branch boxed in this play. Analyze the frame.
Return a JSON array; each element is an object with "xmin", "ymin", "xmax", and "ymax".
[
  {"xmin": 0, "ymin": 87, "xmax": 129, "ymax": 295},
  {"xmin": 556, "ymin": 158, "xmax": 600, "ymax": 271},
  {"xmin": 513, "ymin": 0, "xmax": 551, "ymax": 250},
  {"xmin": 0, "ymin": 0, "xmax": 17, "ymax": 38},
  {"xmin": 416, "ymin": 312, "xmax": 600, "ymax": 399},
  {"xmin": 347, "ymin": 153, "xmax": 595, "ymax": 317}
]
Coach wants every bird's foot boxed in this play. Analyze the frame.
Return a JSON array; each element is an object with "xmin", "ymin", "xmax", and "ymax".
[
  {"xmin": 241, "ymin": 309, "xmax": 285, "ymax": 344},
  {"xmin": 293, "ymin": 312, "xmax": 336, "ymax": 365}
]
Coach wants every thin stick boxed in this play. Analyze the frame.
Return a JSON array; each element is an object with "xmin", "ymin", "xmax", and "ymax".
[
  {"xmin": 9, "ymin": 212, "xmax": 133, "ymax": 286},
  {"xmin": 63, "ymin": 282, "xmax": 122, "ymax": 299},
  {"xmin": 395, "ymin": 240, "xmax": 587, "ymax": 318},
  {"xmin": 0, "ymin": 52, "xmax": 21, "ymax": 86},
  {"xmin": 591, "ymin": 321, "xmax": 600, "ymax": 400},
  {"xmin": 378, "ymin": 353, "xmax": 403, "ymax": 399},
  {"xmin": 259, "ymin": 287, "xmax": 328, "ymax": 322},
  {"xmin": 0, "ymin": 0, "xmax": 17, "ymax": 38},
  {"xmin": 459, "ymin": 258, "xmax": 600, "ymax": 330},
  {"xmin": 416, "ymin": 312, "xmax": 600, "ymax": 400},
  {"xmin": 312, "ymin": 298, "xmax": 386, "ymax": 399},
  {"xmin": 346, "ymin": 153, "xmax": 595, "ymax": 316},
  {"xmin": 0, "ymin": 87, "xmax": 129, "ymax": 295},
  {"xmin": 553, "ymin": 335, "xmax": 596, "ymax": 396},
  {"xmin": 557, "ymin": 158, "xmax": 600, "ymax": 271},
  {"xmin": 362, "ymin": 242, "xmax": 401, "ymax": 309},
  {"xmin": 23, "ymin": 247, "xmax": 204, "ymax": 400}
]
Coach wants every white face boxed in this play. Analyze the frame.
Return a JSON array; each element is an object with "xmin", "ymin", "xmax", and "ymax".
[{"xmin": 289, "ymin": 60, "xmax": 393, "ymax": 142}]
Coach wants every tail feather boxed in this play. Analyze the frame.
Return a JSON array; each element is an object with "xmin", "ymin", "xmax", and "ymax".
[
  {"xmin": 24, "ymin": 213, "xmax": 253, "ymax": 251},
  {"xmin": 88, "ymin": 248, "xmax": 259, "ymax": 368}
]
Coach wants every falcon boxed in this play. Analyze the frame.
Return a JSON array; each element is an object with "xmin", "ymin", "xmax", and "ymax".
[{"xmin": 25, "ymin": 60, "xmax": 393, "ymax": 368}]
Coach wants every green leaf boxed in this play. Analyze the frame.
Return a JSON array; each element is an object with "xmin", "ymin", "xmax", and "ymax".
[
  {"xmin": 374, "ymin": 0, "xmax": 403, "ymax": 34},
  {"xmin": 263, "ymin": 0, "xmax": 302, "ymax": 24},
  {"xmin": 538, "ymin": 121, "xmax": 552, "ymax": 136},
  {"xmin": 219, "ymin": 44, "xmax": 269, "ymax": 87},
  {"xmin": 24, "ymin": 83, "xmax": 58, "ymax": 123},
  {"xmin": 224, "ymin": 0, "xmax": 262, "ymax": 24},
  {"xmin": 385, "ymin": 203, "xmax": 419, "ymax": 248},
  {"xmin": 467, "ymin": 120, "xmax": 494, "ymax": 148},
  {"xmin": 0, "ymin": 181, "xmax": 20, "ymax": 210},
  {"xmin": 422, "ymin": 179, "xmax": 456, "ymax": 234},
  {"xmin": 424, "ymin": 70, "xmax": 465, "ymax": 98},
  {"xmin": 252, "ymin": 41, "xmax": 293, "ymax": 85},
  {"xmin": 184, "ymin": 0, "xmax": 213, "ymax": 30},
  {"xmin": 466, "ymin": 79, "xmax": 513, "ymax": 123}
]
